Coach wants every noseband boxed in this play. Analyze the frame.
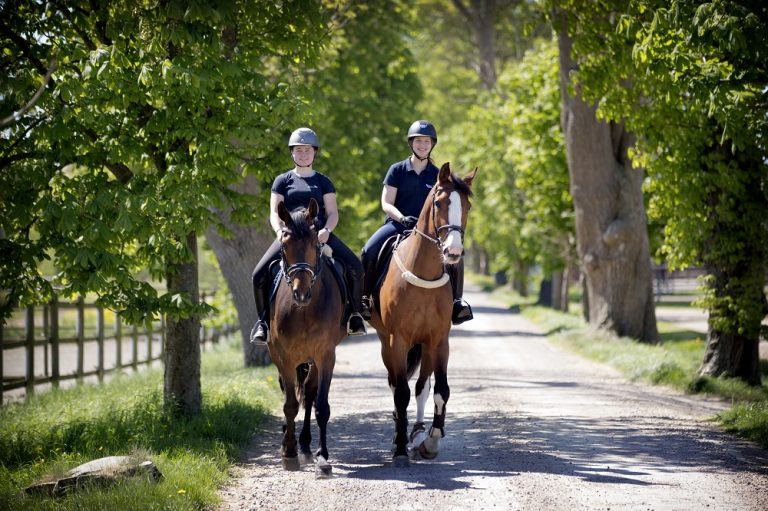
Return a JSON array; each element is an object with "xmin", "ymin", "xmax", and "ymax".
[{"xmin": 280, "ymin": 239, "xmax": 322, "ymax": 290}]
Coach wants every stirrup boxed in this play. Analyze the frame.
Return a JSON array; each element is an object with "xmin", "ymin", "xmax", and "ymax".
[
  {"xmin": 360, "ymin": 296, "xmax": 373, "ymax": 320},
  {"xmin": 451, "ymin": 299, "xmax": 473, "ymax": 325},
  {"xmin": 347, "ymin": 312, "xmax": 366, "ymax": 336},
  {"xmin": 249, "ymin": 321, "xmax": 269, "ymax": 345}
]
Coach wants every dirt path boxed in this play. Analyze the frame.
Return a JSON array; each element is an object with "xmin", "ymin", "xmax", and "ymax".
[{"xmin": 218, "ymin": 286, "xmax": 768, "ymax": 511}]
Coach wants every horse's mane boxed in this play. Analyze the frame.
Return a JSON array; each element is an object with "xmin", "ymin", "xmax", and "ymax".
[
  {"xmin": 288, "ymin": 207, "xmax": 315, "ymax": 239},
  {"xmin": 449, "ymin": 173, "xmax": 473, "ymax": 197}
]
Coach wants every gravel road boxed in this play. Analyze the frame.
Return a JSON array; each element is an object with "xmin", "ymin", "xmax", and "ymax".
[{"xmin": 218, "ymin": 286, "xmax": 768, "ymax": 511}]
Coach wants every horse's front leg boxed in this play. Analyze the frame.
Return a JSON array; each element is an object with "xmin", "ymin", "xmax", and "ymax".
[
  {"xmin": 421, "ymin": 340, "xmax": 450, "ymax": 459},
  {"xmin": 280, "ymin": 371, "xmax": 301, "ymax": 471},
  {"xmin": 409, "ymin": 358, "xmax": 433, "ymax": 458},
  {"xmin": 390, "ymin": 370, "xmax": 411, "ymax": 465},
  {"xmin": 313, "ymin": 351, "xmax": 336, "ymax": 478},
  {"xmin": 298, "ymin": 363, "xmax": 317, "ymax": 464}
]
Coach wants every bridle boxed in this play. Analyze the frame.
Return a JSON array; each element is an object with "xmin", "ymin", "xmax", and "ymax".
[
  {"xmin": 394, "ymin": 187, "xmax": 467, "ymax": 289},
  {"xmin": 279, "ymin": 237, "xmax": 322, "ymax": 291},
  {"xmin": 412, "ymin": 187, "xmax": 466, "ymax": 255}
]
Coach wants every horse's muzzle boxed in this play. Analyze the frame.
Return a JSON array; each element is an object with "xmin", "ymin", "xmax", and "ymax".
[
  {"xmin": 292, "ymin": 288, "xmax": 312, "ymax": 306},
  {"xmin": 443, "ymin": 247, "xmax": 463, "ymax": 265}
]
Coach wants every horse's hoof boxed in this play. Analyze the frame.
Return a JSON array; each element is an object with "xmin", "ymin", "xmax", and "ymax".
[
  {"xmin": 418, "ymin": 441, "xmax": 439, "ymax": 460},
  {"xmin": 282, "ymin": 456, "xmax": 301, "ymax": 471},
  {"xmin": 315, "ymin": 456, "xmax": 333, "ymax": 479},
  {"xmin": 299, "ymin": 451, "xmax": 314, "ymax": 465},
  {"xmin": 393, "ymin": 455, "xmax": 410, "ymax": 468}
]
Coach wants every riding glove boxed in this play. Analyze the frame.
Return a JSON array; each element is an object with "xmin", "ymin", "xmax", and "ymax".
[{"xmin": 401, "ymin": 216, "xmax": 418, "ymax": 229}]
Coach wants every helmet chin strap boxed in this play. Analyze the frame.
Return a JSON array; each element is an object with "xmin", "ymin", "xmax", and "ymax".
[
  {"xmin": 291, "ymin": 150, "xmax": 316, "ymax": 169},
  {"xmin": 409, "ymin": 142, "xmax": 431, "ymax": 162}
]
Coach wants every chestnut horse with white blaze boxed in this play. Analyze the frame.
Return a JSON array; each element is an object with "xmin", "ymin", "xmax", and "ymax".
[{"xmin": 369, "ymin": 162, "xmax": 477, "ymax": 466}]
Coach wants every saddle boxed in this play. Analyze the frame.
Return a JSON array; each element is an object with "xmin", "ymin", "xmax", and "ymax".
[{"xmin": 369, "ymin": 232, "xmax": 408, "ymax": 311}]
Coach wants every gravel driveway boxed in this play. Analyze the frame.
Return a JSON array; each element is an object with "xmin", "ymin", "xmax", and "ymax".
[{"xmin": 218, "ymin": 286, "xmax": 768, "ymax": 510}]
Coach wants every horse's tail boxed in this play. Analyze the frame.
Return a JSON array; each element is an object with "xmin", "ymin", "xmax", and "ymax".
[
  {"xmin": 406, "ymin": 344, "xmax": 422, "ymax": 380},
  {"xmin": 296, "ymin": 363, "xmax": 311, "ymax": 407}
]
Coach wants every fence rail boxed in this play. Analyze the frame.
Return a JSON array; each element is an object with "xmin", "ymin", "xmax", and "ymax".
[{"xmin": 1, "ymin": 295, "xmax": 237, "ymax": 404}]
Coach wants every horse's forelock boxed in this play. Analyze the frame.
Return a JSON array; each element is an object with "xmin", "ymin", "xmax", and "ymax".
[
  {"xmin": 450, "ymin": 173, "xmax": 472, "ymax": 197},
  {"xmin": 288, "ymin": 208, "xmax": 314, "ymax": 239}
]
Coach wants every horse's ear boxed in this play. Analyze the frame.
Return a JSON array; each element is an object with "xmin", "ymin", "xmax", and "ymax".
[
  {"xmin": 307, "ymin": 198, "xmax": 319, "ymax": 222},
  {"xmin": 438, "ymin": 162, "xmax": 451, "ymax": 183},
  {"xmin": 277, "ymin": 201, "xmax": 290, "ymax": 223},
  {"xmin": 463, "ymin": 167, "xmax": 478, "ymax": 187}
]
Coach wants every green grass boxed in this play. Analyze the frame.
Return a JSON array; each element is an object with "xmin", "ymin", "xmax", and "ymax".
[
  {"xmin": 476, "ymin": 277, "xmax": 768, "ymax": 449},
  {"xmin": 0, "ymin": 339, "xmax": 281, "ymax": 510}
]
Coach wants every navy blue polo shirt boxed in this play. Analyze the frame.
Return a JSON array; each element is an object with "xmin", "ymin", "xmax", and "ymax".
[
  {"xmin": 383, "ymin": 158, "xmax": 439, "ymax": 220},
  {"xmin": 272, "ymin": 170, "xmax": 335, "ymax": 227}
]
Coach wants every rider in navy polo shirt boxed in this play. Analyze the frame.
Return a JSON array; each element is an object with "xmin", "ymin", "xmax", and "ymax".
[{"xmin": 360, "ymin": 120, "xmax": 473, "ymax": 325}]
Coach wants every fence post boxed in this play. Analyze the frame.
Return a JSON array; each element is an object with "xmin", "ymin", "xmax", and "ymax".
[
  {"xmin": 147, "ymin": 317, "xmax": 154, "ymax": 362},
  {"xmin": 43, "ymin": 302, "xmax": 49, "ymax": 378},
  {"xmin": 115, "ymin": 313, "xmax": 122, "ymax": 369},
  {"xmin": 50, "ymin": 296, "xmax": 60, "ymax": 391},
  {"xmin": 132, "ymin": 323, "xmax": 139, "ymax": 370},
  {"xmin": 25, "ymin": 305, "xmax": 35, "ymax": 398},
  {"xmin": 97, "ymin": 306, "xmax": 104, "ymax": 382},
  {"xmin": 160, "ymin": 315, "xmax": 166, "ymax": 361},
  {"xmin": 1, "ymin": 319, "xmax": 4, "ymax": 405},
  {"xmin": 76, "ymin": 296, "xmax": 84, "ymax": 382}
]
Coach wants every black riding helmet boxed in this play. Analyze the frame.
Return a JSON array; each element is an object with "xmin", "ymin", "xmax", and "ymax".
[{"xmin": 407, "ymin": 120, "xmax": 437, "ymax": 161}]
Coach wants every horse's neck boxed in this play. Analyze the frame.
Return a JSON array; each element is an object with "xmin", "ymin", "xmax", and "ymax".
[{"xmin": 401, "ymin": 229, "xmax": 444, "ymax": 280}]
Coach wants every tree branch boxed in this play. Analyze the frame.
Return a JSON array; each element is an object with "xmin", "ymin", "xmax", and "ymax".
[
  {"xmin": 0, "ymin": 56, "xmax": 57, "ymax": 129},
  {"xmin": 53, "ymin": 1, "xmax": 97, "ymax": 51}
]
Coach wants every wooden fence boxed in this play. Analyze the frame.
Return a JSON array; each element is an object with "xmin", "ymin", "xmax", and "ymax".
[{"xmin": 1, "ymin": 295, "xmax": 237, "ymax": 405}]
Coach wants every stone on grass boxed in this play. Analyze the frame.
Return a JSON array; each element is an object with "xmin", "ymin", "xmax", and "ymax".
[{"xmin": 24, "ymin": 455, "xmax": 163, "ymax": 498}]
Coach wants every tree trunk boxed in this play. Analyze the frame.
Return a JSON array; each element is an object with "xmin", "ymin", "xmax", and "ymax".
[
  {"xmin": 557, "ymin": 25, "xmax": 659, "ymax": 343},
  {"xmin": 697, "ymin": 145, "xmax": 766, "ymax": 385},
  {"xmin": 538, "ymin": 278, "xmax": 553, "ymax": 307},
  {"xmin": 206, "ymin": 175, "xmax": 272, "ymax": 367},
  {"xmin": 551, "ymin": 270, "xmax": 563, "ymax": 311},
  {"xmin": 164, "ymin": 232, "xmax": 202, "ymax": 417},
  {"xmin": 698, "ymin": 258, "xmax": 764, "ymax": 384},
  {"xmin": 452, "ymin": 0, "xmax": 498, "ymax": 90}
]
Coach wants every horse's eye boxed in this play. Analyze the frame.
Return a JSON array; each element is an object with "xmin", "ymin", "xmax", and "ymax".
[{"xmin": 434, "ymin": 200, "xmax": 441, "ymax": 209}]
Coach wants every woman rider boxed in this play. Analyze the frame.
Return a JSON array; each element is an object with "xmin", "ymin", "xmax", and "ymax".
[
  {"xmin": 360, "ymin": 120, "xmax": 472, "ymax": 324},
  {"xmin": 250, "ymin": 127, "xmax": 367, "ymax": 344}
]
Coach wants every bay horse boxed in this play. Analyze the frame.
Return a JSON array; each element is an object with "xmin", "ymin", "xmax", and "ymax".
[
  {"xmin": 369, "ymin": 162, "xmax": 477, "ymax": 466},
  {"xmin": 268, "ymin": 198, "xmax": 346, "ymax": 477}
]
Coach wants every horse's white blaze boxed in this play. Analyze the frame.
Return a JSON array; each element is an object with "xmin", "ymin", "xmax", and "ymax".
[{"xmin": 444, "ymin": 191, "xmax": 463, "ymax": 256}]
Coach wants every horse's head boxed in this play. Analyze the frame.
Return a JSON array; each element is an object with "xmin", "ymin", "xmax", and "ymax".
[
  {"xmin": 277, "ymin": 198, "xmax": 321, "ymax": 306},
  {"xmin": 427, "ymin": 162, "xmax": 477, "ymax": 265}
]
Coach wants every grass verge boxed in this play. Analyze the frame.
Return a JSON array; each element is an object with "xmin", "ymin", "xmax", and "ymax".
[
  {"xmin": 472, "ymin": 275, "xmax": 768, "ymax": 449},
  {"xmin": 0, "ymin": 339, "xmax": 281, "ymax": 510}
]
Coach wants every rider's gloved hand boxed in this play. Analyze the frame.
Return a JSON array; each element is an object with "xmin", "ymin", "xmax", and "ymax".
[{"xmin": 400, "ymin": 216, "xmax": 418, "ymax": 229}]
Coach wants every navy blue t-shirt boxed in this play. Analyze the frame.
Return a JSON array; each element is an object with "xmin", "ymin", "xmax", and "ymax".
[
  {"xmin": 382, "ymin": 158, "xmax": 439, "ymax": 220},
  {"xmin": 272, "ymin": 170, "xmax": 336, "ymax": 227}
]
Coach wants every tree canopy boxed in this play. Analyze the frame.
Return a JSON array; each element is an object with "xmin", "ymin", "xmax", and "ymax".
[{"xmin": 1, "ymin": 0, "xmax": 326, "ymax": 322}]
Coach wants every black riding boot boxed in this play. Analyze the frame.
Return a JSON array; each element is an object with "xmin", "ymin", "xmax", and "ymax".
[
  {"xmin": 360, "ymin": 256, "xmax": 377, "ymax": 321},
  {"xmin": 347, "ymin": 266, "xmax": 367, "ymax": 336},
  {"xmin": 447, "ymin": 262, "xmax": 473, "ymax": 325},
  {"xmin": 250, "ymin": 277, "xmax": 271, "ymax": 345}
]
